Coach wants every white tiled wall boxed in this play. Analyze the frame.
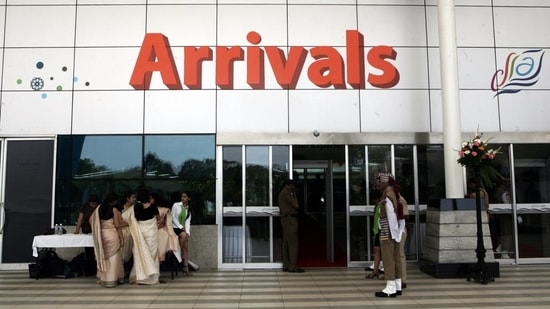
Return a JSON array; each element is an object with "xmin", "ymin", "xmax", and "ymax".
[
  {"xmin": 0, "ymin": 1, "xmax": 549, "ymax": 135},
  {"xmin": 217, "ymin": 90, "xmax": 289, "ymax": 133}
]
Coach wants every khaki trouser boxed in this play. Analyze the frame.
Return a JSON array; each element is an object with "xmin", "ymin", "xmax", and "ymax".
[
  {"xmin": 380, "ymin": 238, "xmax": 401, "ymax": 280},
  {"xmin": 281, "ymin": 216, "xmax": 298, "ymax": 271}
]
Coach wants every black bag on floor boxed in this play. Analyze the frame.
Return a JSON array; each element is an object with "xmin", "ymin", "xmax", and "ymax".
[
  {"xmin": 68, "ymin": 252, "xmax": 86, "ymax": 276},
  {"xmin": 36, "ymin": 249, "xmax": 73, "ymax": 278}
]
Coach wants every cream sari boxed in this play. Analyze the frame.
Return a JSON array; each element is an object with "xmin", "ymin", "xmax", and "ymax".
[
  {"xmin": 120, "ymin": 207, "xmax": 133, "ymax": 262},
  {"xmin": 122, "ymin": 206, "xmax": 160, "ymax": 285},
  {"xmin": 91, "ymin": 206, "xmax": 123, "ymax": 287},
  {"xmin": 157, "ymin": 207, "xmax": 182, "ymax": 263}
]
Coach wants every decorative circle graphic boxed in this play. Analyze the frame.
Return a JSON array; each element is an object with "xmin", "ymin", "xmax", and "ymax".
[
  {"xmin": 17, "ymin": 60, "xmax": 90, "ymax": 99},
  {"xmin": 30, "ymin": 77, "xmax": 44, "ymax": 90}
]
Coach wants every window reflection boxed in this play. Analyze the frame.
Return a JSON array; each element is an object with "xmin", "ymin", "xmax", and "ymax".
[
  {"xmin": 222, "ymin": 217, "xmax": 244, "ymax": 263},
  {"xmin": 417, "ymin": 144, "xmax": 445, "ymax": 204},
  {"xmin": 246, "ymin": 146, "xmax": 269, "ymax": 206},
  {"xmin": 395, "ymin": 145, "xmax": 414, "ymax": 203},
  {"xmin": 223, "ymin": 146, "xmax": 243, "ymax": 207},
  {"xmin": 367, "ymin": 145, "xmax": 391, "ymax": 194},
  {"xmin": 144, "ymin": 135, "xmax": 215, "ymax": 179},
  {"xmin": 272, "ymin": 146, "xmax": 289, "ymax": 206},
  {"xmin": 513, "ymin": 144, "xmax": 550, "ymax": 258},
  {"xmin": 75, "ymin": 135, "xmax": 141, "ymax": 178},
  {"xmin": 246, "ymin": 217, "xmax": 270, "ymax": 262},
  {"xmin": 55, "ymin": 134, "xmax": 215, "ymax": 226},
  {"xmin": 349, "ymin": 145, "xmax": 367, "ymax": 206},
  {"xmin": 514, "ymin": 144, "xmax": 550, "ymax": 204}
]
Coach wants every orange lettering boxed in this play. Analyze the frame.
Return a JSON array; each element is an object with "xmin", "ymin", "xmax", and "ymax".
[
  {"xmin": 346, "ymin": 30, "xmax": 365, "ymax": 89},
  {"xmin": 216, "ymin": 46, "xmax": 244, "ymax": 89},
  {"xmin": 184, "ymin": 46, "xmax": 213, "ymax": 89},
  {"xmin": 265, "ymin": 46, "xmax": 308, "ymax": 89},
  {"xmin": 367, "ymin": 45, "xmax": 399, "ymax": 88},
  {"xmin": 130, "ymin": 33, "xmax": 182, "ymax": 90},
  {"xmin": 130, "ymin": 30, "xmax": 400, "ymax": 91},
  {"xmin": 247, "ymin": 31, "xmax": 265, "ymax": 89},
  {"xmin": 308, "ymin": 47, "xmax": 345, "ymax": 89}
]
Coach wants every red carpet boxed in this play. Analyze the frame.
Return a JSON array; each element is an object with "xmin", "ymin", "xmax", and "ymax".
[{"xmin": 298, "ymin": 215, "xmax": 346, "ymax": 267}]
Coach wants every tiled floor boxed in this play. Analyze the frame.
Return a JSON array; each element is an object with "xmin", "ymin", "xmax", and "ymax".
[{"xmin": 0, "ymin": 263, "xmax": 548, "ymax": 308}]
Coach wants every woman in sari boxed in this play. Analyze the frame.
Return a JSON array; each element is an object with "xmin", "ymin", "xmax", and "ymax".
[
  {"xmin": 152, "ymin": 193, "xmax": 181, "ymax": 264},
  {"xmin": 122, "ymin": 189, "xmax": 160, "ymax": 285},
  {"xmin": 119, "ymin": 191, "xmax": 136, "ymax": 279},
  {"xmin": 90, "ymin": 192, "xmax": 124, "ymax": 287},
  {"xmin": 119, "ymin": 192, "xmax": 135, "ymax": 264}
]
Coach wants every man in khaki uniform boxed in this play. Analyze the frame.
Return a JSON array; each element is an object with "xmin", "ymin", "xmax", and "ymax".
[{"xmin": 278, "ymin": 179, "xmax": 304, "ymax": 273}]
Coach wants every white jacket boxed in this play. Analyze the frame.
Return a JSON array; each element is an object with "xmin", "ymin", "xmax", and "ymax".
[
  {"xmin": 171, "ymin": 202, "xmax": 191, "ymax": 236},
  {"xmin": 383, "ymin": 197, "xmax": 406, "ymax": 242}
]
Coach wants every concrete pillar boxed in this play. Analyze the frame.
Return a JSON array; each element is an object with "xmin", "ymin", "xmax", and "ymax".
[{"xmin": 437, "ymin": 0, "xmax": 464, "ymax": 198}]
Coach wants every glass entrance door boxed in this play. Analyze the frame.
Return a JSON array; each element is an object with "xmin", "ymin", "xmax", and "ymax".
[{"xmin": 293, "ymin": 160, "xmax": 337, "ymax": 266}]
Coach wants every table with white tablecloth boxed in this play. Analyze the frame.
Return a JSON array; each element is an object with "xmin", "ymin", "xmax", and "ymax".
[{"xmin": 32, "ymin": 234, "xmax": 94, "ymax": 257}]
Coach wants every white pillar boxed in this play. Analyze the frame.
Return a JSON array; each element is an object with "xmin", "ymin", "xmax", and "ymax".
[{"xmin": 437, "ymin": 0, "xmax": 464, "ymax": 198}]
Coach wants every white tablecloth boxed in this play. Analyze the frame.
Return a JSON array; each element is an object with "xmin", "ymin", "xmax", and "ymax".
[{"xmin": 32, "ymin": 234, "xmax": 94, "ymax": 257}]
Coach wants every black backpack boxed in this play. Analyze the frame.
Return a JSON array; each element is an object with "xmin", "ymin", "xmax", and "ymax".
[{"xmin": 36, "ymin": 249, "xmax": 73, "ymax": 278}]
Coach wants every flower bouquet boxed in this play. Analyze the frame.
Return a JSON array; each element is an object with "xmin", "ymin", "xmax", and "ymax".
[{"xmin": 458, "ymin": 131, "xmax": 502, "ymax": 188}]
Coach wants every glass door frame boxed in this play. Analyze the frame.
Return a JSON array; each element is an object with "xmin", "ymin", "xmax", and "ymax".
[{"xmin": 293, "ymin": 160, "xmax": 334, "ymax": 263}]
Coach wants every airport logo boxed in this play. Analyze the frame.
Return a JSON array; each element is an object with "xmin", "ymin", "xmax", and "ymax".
[{"xmin": 491, "ymin": 49, "xmax": 545, "ymax": 96}]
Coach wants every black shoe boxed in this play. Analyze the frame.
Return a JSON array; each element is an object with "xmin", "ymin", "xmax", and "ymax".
[
  {"xmin": 282, "ymin": 268, "xmax": 288, "ymax": 272},
  {"xmin": 402, "ymin": 282, "xmax": 407, "ymax": 289},
  {"xmin": 396, "ymin": 290, "xmax": 402, "ymax": 296},
  {"xmin": 375, "ymin": 291, "xmax": 397, "ymax": 298},
  {"xmin": 288, "ymin": 268, "xmax": 305, "ymax": 273}
]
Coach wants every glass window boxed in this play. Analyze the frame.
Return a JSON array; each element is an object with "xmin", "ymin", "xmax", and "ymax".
[
  {"xmin": 74, "ymin": 135, "xmax": 142, "ymax": 179},
  {"xmin": 483, "ymin": 144, "xmax": 511, "ymax": 204},
  {"xmin": 367, "ymin": 145, "xmax": 391, "ymax": 193},
  {"xmin": 246, "ymin": 217, "xmax": 270, "ymax": 262},
  {"xmin": 222, "ymin": 216, "xmax": 244, "ymax": 263},
  {"xmin": 350, "ymin": 216, "xmax": 369, "ymax": 261},
  {"xmin": 223, "ymin": 146, "xmax": 243, "ymax": 207},
  {"xmin": 513, "ymin": 144, "xmax": 550, "ymax": 258},
  {"xmin": 513, "ymin": 144, "xmax": 550, "ymax": 204},
  {"xmin": 395, "ymin": 145, "xmax": 414, "ymax": 203},
  {"xmin": 245, "ymin": 146, "xmax": 269, "ymax": 206},
  {"xmin": 55, "ymin": 134, "xmax": 215, "ymax": 226},
  {"xmin": 272, "ymin": 146, "xmax": 289, "ymax": 206},
  {"xmin": 349, "ymin": 145, "xmax": 367, "ymax": 206},
  {"xmin": 144, "ymin": 135, "xmax": 215, "ymax": 224},
  {"xmin": 417, "ymin": 144, "xmax": 446, "ymax": 204},
  {"xmin": 55, "ymin": 135, "xmax": 141, "ymax": 225}
]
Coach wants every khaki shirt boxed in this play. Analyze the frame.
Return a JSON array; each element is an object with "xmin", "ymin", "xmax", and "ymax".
[{"xmin": 278, "ymin": 189, "xmax": 298, "ymax": 217}]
